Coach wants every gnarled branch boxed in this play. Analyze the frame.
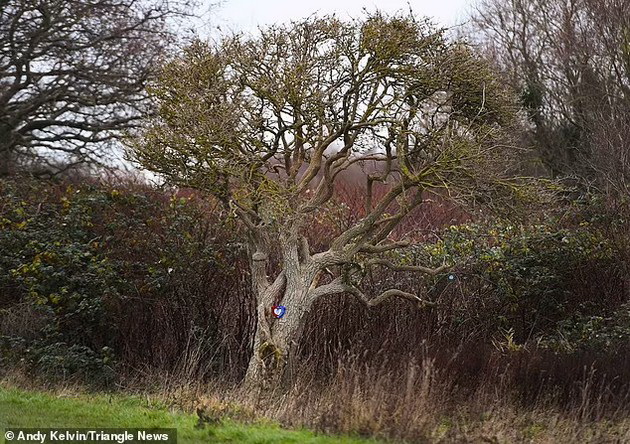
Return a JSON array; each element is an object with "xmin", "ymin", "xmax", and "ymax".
[
  {"xmin": 359, "ymin": 240, "xmax": 411, "ymax": 253},
  {"xmin": 367, "ymin": 258, "xmax": 448, "ymax": 275},
  {"xmin": 306, "ymin": 276, "xmax": 435, "ymax": 308},
  {"xmin": 349, "ymin": 287, "xmax": 436, "ymax": 308}
]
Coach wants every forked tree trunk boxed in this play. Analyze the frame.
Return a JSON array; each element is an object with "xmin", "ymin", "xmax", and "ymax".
[
  {"xmin": 243, "ymin": 232, "xmax": 320, "ymax": 389},
  {"xmin": 243, "ymin": 288, "xmax": 309, "ymax": 388},
  {"xmin": 240, "ymin": 214, "xmax": 441, "ymax": 388}
]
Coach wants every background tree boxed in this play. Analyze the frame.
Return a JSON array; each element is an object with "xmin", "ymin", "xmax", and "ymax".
[
  {"xmin": 131, "ymin": 12, "xmax": 521, "ymax": 387},
  {"xmin": 470, "ymin": 0, "xmax": 630, "ymax": 195},
  {"xmin": 0, "ymin": 0, "xmax": 193, "ymax": 176}
]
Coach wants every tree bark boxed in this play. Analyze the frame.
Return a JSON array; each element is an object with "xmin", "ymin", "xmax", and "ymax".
[
  {"xmin": 243, "ymin": 229, "xmax": 320, "ymax": 389},
  {"xmin": 244, "ymin": 283, "xmax": 314, "ymax": 388}
]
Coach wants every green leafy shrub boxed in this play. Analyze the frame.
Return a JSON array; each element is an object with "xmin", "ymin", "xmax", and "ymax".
[
  {"xmin": 0, "ymin": 178, "xmax": 249, "ymax": 385},
  {"xmin": 0, "ymin": 336, "xmax": 116, "ymax": 384},
  {"xmin": 399, "ymin": 220, "xmax": 623, "ymax": 343},
  {"xmin": 0, "ymin": 181, "xmax": 122, "ymax": 383},
  {"xmin": 540, "ymin": 303, "xmax": 630, "ymax": 353}
]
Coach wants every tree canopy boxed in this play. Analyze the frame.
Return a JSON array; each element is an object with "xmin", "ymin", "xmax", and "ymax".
[
  {"xmin": 0, "ymin": 0, "xmax": 192, "ymax": 175},
  {"xmin": 135, "ymin": 13, "xmax": 517, "ymax": 214},
  {"xmin": 132, "ymin": 12, "xmax": 522, "ymax": 385}
]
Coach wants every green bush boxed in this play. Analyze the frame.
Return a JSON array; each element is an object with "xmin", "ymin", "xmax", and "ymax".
[
  {"xmin": 540, "ymin": 303, "xmax": 630, "ymax": 353},
  {"xmin": 0, "ymin": 178, "xmax": 246, "ymax": 384},
  {"xmin": 399, "ymin": 220, "xmax": 623, "ymax": 343},
  {"xmin": 0, "ymin": 336, "xmax": 116, "ymax": 384},
  {"xmin": 0, "ymin": 181, "xmax": 122, "ymax": 383}
]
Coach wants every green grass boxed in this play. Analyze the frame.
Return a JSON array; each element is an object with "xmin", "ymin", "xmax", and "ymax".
[{"xmin": 0, "ymin": 386, "xmax": 376, "ymax": 443}]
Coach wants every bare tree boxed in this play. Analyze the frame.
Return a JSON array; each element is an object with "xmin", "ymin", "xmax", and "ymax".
[
  {"xmin": 131, "ymin": 12, "xmax": 522, "ymax": 387},
  {"xmin": 0, "ymin": 0, "xmax": 193, "ymax": 176},
  {"xmin": 581, "ymin": 0, "xmax": 630, "ymax": 199},
  {"xmin": 470, "ymin": 0, "xmax": 630, "ymax": 185}
]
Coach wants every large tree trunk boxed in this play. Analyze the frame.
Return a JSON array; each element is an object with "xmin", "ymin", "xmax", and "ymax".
[
  {"xmin": 243, "ymin": 288, "xmax": 310, "ymax": 388},
  {"xmin": 243, "ymin": 230, "xmax": 319, "ymax": 389},
  {"xmin": 240, "ymin": 217, "xmax": 441, "ymax": 389}
]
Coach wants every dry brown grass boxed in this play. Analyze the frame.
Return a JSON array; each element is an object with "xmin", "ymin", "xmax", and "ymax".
[
  {"xmin": 4, "ymin": 311, "xmax": 630, "ymax": 443},
  {"xmin": 108, "ymin": 351, "xmax": 630, "ymax": 443}
]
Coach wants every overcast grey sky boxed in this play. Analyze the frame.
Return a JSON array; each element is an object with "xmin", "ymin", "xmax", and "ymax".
[{"xmin": 204, "ymin": 0, "xmax": 476, "ymax": 35}]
